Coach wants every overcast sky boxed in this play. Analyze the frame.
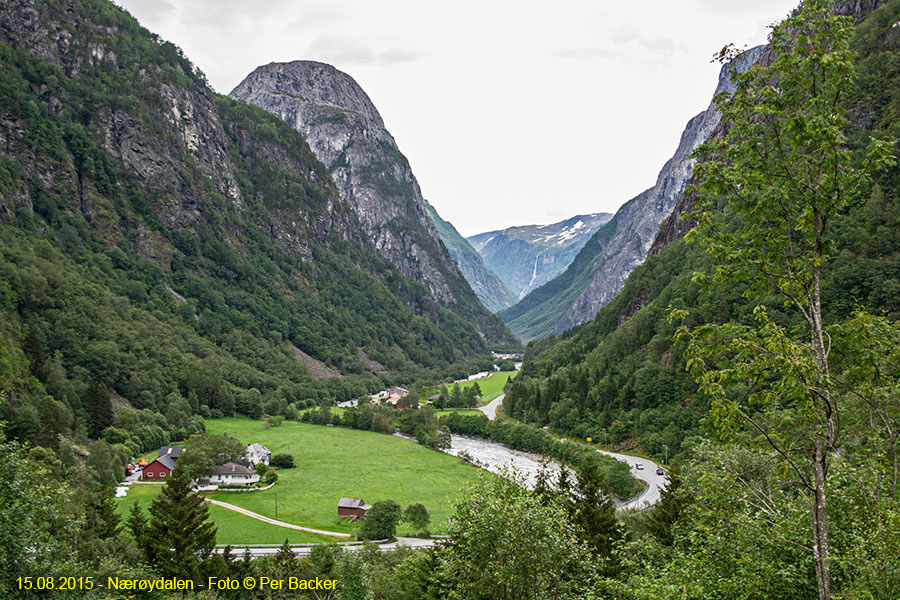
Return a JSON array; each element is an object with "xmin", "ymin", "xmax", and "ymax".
[{"xmin": 116, "ymin": 0, "xmax": 799, "ymax": 237}]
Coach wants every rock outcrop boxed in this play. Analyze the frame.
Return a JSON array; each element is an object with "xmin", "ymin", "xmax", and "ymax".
[
  {"xmin": 500, "ymin": 46, "xmax": 764, "ymax": 341},
  {"xmin": 230, "ymin": 61, "xmax": 516, "ymax": 344}
]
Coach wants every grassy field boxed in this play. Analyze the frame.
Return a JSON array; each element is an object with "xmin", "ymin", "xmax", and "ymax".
[
  {"xmin": 424, "ymin": 370, "xmax": 517, "ymax": 406},
  {"xmin": 203, "ymin": 418, "xmax": 482, "ymax": 535},
  {"xmin": 116, "ymin": 483, "xmax": 340, "ymax": 544},
  {"xmin": 434, "ymin": 409, "xmax": 483, "ymax": 417}
]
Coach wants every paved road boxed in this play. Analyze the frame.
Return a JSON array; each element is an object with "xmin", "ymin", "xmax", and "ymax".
[
  {"xmin": 478, "ymin": 394, "xmax": 504, "ymax": 420},
  {"xmin": 596, "ymin": 449, "xmax": 668, "ymax": 510},
  {"xmin": 205, "ymin": 498, "xmax": 351, "ymax": 538},
  {"xmin": 218, "ymin": 537, "xmax": 439, "ymax": 558}
]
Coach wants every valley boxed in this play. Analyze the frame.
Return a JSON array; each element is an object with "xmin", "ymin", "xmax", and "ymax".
[{"xmin": 2, "ymin": 0, "xmax": 900, "ymax": 598}]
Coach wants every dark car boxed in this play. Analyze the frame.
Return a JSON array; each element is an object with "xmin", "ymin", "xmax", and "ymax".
[{"xmin": 656, "ymin": 467, "xmax": 665, "ymax": 476}]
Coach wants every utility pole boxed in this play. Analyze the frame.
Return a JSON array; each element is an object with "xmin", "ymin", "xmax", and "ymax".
[
  {"xmin": 663, "ymin": 444, "xmax": 668, "ymax": 467},
  {"xmin": 602, "ymin": 428, "xmax": 607, "ymax": 449},
  {"xmin": 233, "ymin": 410, "xmax": 236, "ymax": 438}
]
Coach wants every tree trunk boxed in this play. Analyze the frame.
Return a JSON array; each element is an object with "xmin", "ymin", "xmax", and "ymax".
[
  {"xmin": 811, "ymin": 435, "xmax": 831, "ymax": 600},
  {"xmin": 810, "ymin": 268, "xmax": 832, "ymax": 600}
]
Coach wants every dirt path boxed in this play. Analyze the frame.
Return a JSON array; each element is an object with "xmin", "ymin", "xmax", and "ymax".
[{"xmin": 205, "ymin": 498, "xmax": 351, "ymax": 538}]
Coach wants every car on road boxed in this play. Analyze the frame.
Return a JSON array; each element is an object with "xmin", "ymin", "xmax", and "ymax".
[
  {"xmin": 635, "ymin": 463, "xmax": 644, "ymax": 470},
  {"xmin": 656, "ymin": 467, "xmax": 665, "ymax": 476}
]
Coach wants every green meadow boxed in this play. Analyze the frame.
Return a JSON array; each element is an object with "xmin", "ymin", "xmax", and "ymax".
[
  {"xmin": 424, "ymin": 370, "xmax": 517, "ymax": 405},
  {"xmin": 202, "ymin": 418, "xmax": 482, "ymax": 535},
  {"xmin": 115, "ymin": 483, "xmax": 340, "ymax": 545}
]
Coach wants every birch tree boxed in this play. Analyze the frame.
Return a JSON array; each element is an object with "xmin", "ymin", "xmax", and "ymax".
[{"xmin": 674, "ymin": 1, "xmax": 894, "ymax": 598}]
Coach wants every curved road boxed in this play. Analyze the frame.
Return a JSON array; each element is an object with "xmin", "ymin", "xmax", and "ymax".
[
  {"xmin": 478, "ymin": 393, "xmax": 505, "ymax": 419},
  {"xmin": 597, "ymin": 449, "xmax": 668, "ymax": 510}
]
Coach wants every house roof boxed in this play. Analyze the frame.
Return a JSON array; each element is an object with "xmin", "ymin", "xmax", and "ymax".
[
  {"xmin": 210, "ymin": 462, "xmax": 255, "ymax": 476},
  {"xmin": 338, "ymin": 497, "xmax": 371, "ymax": 510},
  {"xmin": 151, "ymin": 455, "xmax": 177, "ymax": 471},
  {"xmin": 427, "ymin": 394, "xmax": 441, "ymax": 401},
  {"xmin": 158, "ymin": 445, "xmax": 186, "ymax": 459},
  {"xmin": 245, "ymin": 443, "xmax": 270, "ymax": 455}
]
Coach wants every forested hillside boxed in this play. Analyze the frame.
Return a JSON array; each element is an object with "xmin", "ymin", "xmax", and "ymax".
[
  {"xmin": 506, "ymin": 0, "xmax": 900, "ymax": 462},
  {"xmin": 0, "ymin": 0, "xmax": 498, "ymax": 457}
]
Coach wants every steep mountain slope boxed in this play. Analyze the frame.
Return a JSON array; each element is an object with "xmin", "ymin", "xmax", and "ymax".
[
  {"xmin": 424, "ymin": 201, "xmax": 516, "ymax": 313},
  {"xmin": 504, "ymin": 0, "xmax": 900, "ymax": 459},
  {"xmin": 229, "ymin": 61, "xmax": 516, "ymax": 345},
  {"xmin": 467, "ymin": 213, "xmax": 612, "ymax": 301},
  {"xmin": 499, "ymin": 46, "xmax": 764, "ymax": 342},
  {"xmin": 0, "ymin": 0, "xmax": 503, "ymax": 450}
]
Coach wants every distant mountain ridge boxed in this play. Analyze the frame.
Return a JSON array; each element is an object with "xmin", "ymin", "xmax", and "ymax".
[
  {"xmin": 423, "ymin": 201, "xmax": 517, "ymax": 313},
  {"xmin": 230, "ymin": 60, "xmax": 515, "ymax": 345},
  {"xmin": 467, "ymin": 213, "xmax": 613, "ymax": 301},
  {"xmin": 499, "ymin": 45, "xmax": 766, "ymax": 342}
]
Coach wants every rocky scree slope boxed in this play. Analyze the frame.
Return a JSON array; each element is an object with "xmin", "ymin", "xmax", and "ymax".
[
  {"xmin": 499, "ymin": 46, "xmax": 765, "ymax": 342},
  {"xmin": 468, "ymin": 212, "xmax": 613, "ymax": 302},
  {"xmin": 229, "ymin": 61, "xmax": 516, "ymax": 345},
  {"xmin": 424, "ymin": 201, "xmax": 517, "ymax": 313}
]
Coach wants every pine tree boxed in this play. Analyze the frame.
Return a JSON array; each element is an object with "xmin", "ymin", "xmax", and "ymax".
[
  {"xmin": 127, "ymin": 501, "xmax": 151, "ymax": 562},
  {"xmin": 84, "ymin": 381, "xmax": 112, "ymax": 439},
  {"xmin": 83, "ymin": 484, "xmax": 121, "ymax": 539},
  {"xmin": 645, "ymin": 462, "xmax": 685, "ymax": 547},
  {"xmin": 573, "ymin": 456, "xmax": 623, "ymax": 576},
  {"xmin": 146, "ymin": 467, "xmax": 217, "ymax": 581}
]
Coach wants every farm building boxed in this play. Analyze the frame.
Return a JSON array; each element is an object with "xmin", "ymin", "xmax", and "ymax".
[
  {"xmin": 338, "ymin": 497, "xmax": 371, "ymax": 519},
  {"xmin": 207, "ymin": 462, "xmax": 260, "ymax": 486},
  {"xmin": 139, "ymin": 445, "xmax": 187, "ymax": 480},
  {"xmin": 141, "ymin": 454, "xmax": 177, "ymax": 480},
  {"xmin": 244, "ymin": 443, "xmax": 271, "ymax": 466}
]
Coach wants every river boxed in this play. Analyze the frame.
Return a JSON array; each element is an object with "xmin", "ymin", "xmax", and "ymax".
[{"xmin": 447, "ymin": 434, "xmax": 564, "ymax": 488}]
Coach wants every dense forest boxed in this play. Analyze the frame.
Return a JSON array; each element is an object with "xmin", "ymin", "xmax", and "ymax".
[{"xmin": 0, "ymin": 0, "xmax": 510, "ymax": 462}]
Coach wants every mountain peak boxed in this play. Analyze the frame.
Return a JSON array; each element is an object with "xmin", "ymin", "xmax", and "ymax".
[
  {"xmin": 234, "ymin": 60, "xmax": 386, "ymax": 130},
  {"xmin": 231, "ymin": 59, "xmax": 517, "ymax": 345}
]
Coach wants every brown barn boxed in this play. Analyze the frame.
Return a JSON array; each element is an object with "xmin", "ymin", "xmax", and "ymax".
[{"xmin": 338, "ymin": 497, "xmax": 371, "ymax": 520}]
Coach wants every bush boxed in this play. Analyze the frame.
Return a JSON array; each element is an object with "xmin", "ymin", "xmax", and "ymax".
[
  {"xmin": 264, "ymin": 415, "xmax": 284, "ymax": 428},
  {"xmin": 358, "ymin": 500, "xmax": 401, "ymax": 541},
  {"xmin": 271, "ymin": 453, "xmax": 295, "ymax": 469}
]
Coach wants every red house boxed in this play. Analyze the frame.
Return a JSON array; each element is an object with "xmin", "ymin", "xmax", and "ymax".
[
  {"xmin": 141, "ymin": 454, "xmax": 177, "ymax": 481},
  {"xmin": 140, "ymin": 446, "xmax": 186, "ymax": 481}
]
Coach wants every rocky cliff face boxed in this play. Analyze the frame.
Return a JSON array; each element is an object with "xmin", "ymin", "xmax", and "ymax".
[
  {"xmin": 468, "ymin": 213, "xmax": 613, "ymax": 301},
  {"xmin": 424, "ymin": 201, "xmax": 516, "ymax": 313},
  {"xmin": 0, "ymin": 0, "xmax": 511, "ymax": 380},
  {"xmin": 229, "ymin": 61, "xmax": 515, "ymax": 344},
  {"xmin": 499, "ymin": 46, "xmax": 764, "ymax": 341}
]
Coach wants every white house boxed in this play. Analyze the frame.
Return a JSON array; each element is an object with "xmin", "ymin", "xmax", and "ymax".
[
  {"xmin": 207, "ymin": 462, "xmax": 260, "ymax": 486},
  {"xmin": 243, "ymin": 443, "xmax": 271, "ymax": 466}
]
